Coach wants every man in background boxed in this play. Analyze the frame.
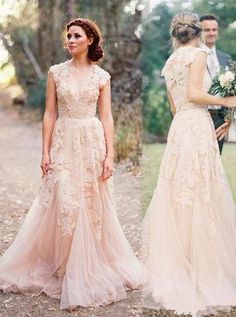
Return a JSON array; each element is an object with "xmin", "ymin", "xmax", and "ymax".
[{"xmin": 200, "ymin": 14, "xmax": 232, "ymax": 154}]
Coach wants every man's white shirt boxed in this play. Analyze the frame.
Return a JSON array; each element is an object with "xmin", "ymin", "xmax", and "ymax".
[{"xmin": 200, "ymin": 43, "xmax": 221, "ymax": 110}]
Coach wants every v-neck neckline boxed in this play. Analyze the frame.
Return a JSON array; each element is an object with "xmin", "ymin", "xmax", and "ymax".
[{"xmin": 66, "ymin": 60, "xmax": 96, "ymax": 98}]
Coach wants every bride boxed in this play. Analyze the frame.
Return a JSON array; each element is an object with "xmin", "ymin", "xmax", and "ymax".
[
  {"xmin": 143, "ymin": 12, "xmax": 236, "ymax": 317},
  {"xmin": 0, "ymin": 18, "xmax": 145, "ymax": 310}
]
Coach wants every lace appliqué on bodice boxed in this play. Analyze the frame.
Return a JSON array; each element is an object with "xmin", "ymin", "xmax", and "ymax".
[
  {"xmin": 49, "ymin": 61, "xmax": 111, "ymax": 119},
  {"xmin": 159, "ymin": 46, "xmax": 226, "ymax": 217},
  {"xmin": 161, "ymin": 47, "xmax": 211, "ymax": 112},
  {"xmin": 40, "ymin": 118, "xmax": 107, "ymax": 237},
  {"xmin": 39, "ymin": 62, "xmax": 110, "ymax": 237}
]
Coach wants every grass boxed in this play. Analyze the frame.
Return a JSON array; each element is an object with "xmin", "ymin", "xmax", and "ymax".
[{"xmin": 142, "ymin": 142, "xmax": 236, "ymax": 213}]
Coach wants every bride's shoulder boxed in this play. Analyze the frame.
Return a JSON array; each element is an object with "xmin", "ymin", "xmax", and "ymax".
[
  {"xmin": 93, "ymin": 65, "xmax": 111, "ymax": 88},
  {"xmin": 161, "ymin": 52, "xmax": 177, "ymax": 77},
  {"xmin": 94, "ymin": 65, "xmax": 110, "ymax": 78},
  {"xmin": 179, "ymin": 46, "xmax": 208, "ymax": 65},
  {"xmin": 187, "ymin": 46, "xmax": 208, "ymax": 57},
  {"xmin": 192, "ymin": 46, "xmax": 208, "ymax": 54},
  {"xmin": 49, "ymin": 60, "xmax": 68, "ymax": 75},
  {"xmin": 161, "ymin": 46, "xmax": 207, "ymax": 77},
  {"xmin": 188, "ymin": 47, "xmax": 208, "ymax": 64},
  {"xmin": 48, "ymin": 61, "xmax": 69, "ymax": 84}
]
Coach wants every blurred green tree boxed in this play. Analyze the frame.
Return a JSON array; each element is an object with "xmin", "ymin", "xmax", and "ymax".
[
  {"xmin": 77, "ymin": 0, "xmax": 143, "ymax": 164},
  {"xmin": 141, "ymin": 3, "xmax": 173, "ymax": 139},
  {"xmin": 193, "ymin": 0, "xmax": 236, "ymax": 60},
  {"xmin": 0, "ymin": 0, "xmax": 143, "ymax": 164},
  {"xmin": 141, "ymin": 0, "xmax": 236, "ymax": 139}
]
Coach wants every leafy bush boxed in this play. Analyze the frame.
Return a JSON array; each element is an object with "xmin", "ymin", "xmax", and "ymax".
[
  {"xmin": 142, "ymin": 79, "xmax": 172, "ymax": 138},
  {"xmin": 114, "ymin": 106, "xmax": 142, "ymax": 165},
  {"xmin": 141, "ymin": 3, "xmax": 173, "ymax": 138},
  {"xmin": 27, "ymin": 77, "xmax": 47, "ymax": 113}
]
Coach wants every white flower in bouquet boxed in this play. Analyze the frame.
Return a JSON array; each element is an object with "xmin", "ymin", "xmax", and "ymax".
[
  {"xmin": 219, "ymin": 71, "xmax": 235, "ymax": 88},
  {"xmin": 209, "ymin": 64, "xmax": 236, "ymax": 122}
]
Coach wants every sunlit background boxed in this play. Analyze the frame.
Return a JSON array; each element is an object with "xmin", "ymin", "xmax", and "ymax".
[
  {"xmin": 0, "ymin": 1, "xmax": 18, "ymax": 84},
  {"xmin": 0, "ymin": 0, "xmax": 236, "ymax": 156}
]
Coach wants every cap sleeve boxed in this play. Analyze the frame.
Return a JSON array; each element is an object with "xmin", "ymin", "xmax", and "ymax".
[
  {"xmin": 185, "ymin": 47, "xmax": 208, "ymax": 66},
  {"xmin": 96, "ymin": 67, "xmax": 111, "ymax": 89},
  {"xmin": 49, "ymin": 64, "xmax": 59, "ymax": 85},
  {"xmin": 161, "ymin": 55, "xmax": 173, "ymax": 78},
  {"xmin": 161, "ymin": 64, "xmax": 167, "ymax": 77},
  {"xmin": 48, "ymin": 62, "xmax": 66, "ymax": 86}
]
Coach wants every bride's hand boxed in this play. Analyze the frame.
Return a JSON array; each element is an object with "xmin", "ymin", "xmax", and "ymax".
[
  {"xmin": 216, "ymin": 121, "xmax": 231, "ymax": 141},
  {"xmin": 102, "ymin": 156, "xmax": 114, "ymax": 181},
  {"xmin": 223, "ymin": 96, "xmax": 236, "ymax": 108},
  {"xmin": 40, "ymin": 153, "xmax": 51, "ymax": 176}
]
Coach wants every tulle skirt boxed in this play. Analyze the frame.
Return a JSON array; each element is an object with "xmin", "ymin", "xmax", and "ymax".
[
  {"xmin": 142, "ymin": 108, "xmax": 236, "ymax": 316},
  {"xmin": 0, "ymin": 116, "xmax": 145, "ymax": 309}
]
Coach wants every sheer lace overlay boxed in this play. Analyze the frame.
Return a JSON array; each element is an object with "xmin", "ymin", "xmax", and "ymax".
[
  {"xmin": 49, "ymin": 61, "xmax": 110, "ymax": 119},
  {"xmin": 0, "ymin": 60, "xmax": 145, "ymax": 309},
  {"xmin": 142, "ymin": 47, "xmax": 236, "ymax": 316}
]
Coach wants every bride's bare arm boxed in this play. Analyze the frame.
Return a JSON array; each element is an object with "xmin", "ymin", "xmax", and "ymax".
[
  {"xmin": 41, "ymin": 71, "xmax": 57, "ymax": 175},
  {"xmin": 167, "ymin": 91, "xmax": 176, "ymax": 116},
  {"xmin": 188, "ymin": 51, "xmax": 236, "ymax": 107},
  {"xmin": 98, "ymin": 79, "xmax": 114, "ymax": 180}
]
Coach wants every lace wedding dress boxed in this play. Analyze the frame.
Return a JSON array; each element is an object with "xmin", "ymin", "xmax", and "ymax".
[
  {"xmin": 0, "ymin": 60, "xmax": 145, "ymax": 309},
  {"xmin": 143, "ymin": 47, "xmax": 236, "ymax": 316}
]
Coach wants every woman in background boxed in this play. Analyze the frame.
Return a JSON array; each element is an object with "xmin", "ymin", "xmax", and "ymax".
[{"xmin": 143, "ymin": 12, "xmax": 236, "ymax": 317}]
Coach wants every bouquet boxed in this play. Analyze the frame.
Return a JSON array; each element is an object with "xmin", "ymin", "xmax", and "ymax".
[{"xmin": 209, "ymin": 61, "xmax": 236, "ymax": 122}]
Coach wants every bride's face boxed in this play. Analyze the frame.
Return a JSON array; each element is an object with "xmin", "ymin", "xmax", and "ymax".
[{"xmin": 66, "ymin": 25, "xmax": 93, "ymax": 56}]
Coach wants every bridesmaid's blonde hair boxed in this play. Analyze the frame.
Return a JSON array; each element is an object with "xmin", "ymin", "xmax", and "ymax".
[{"xmin": 171, "ymin": 12, "xmax": 202, "ymax": 49}]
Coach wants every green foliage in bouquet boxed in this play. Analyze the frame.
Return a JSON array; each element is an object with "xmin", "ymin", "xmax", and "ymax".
[
  {"xmin": 209, "ymin": 62, "xmax": 236, "ymax": 121},
  {"xmin": 209, "ymin": 70, "xmax": 236, "ymax": 97}
]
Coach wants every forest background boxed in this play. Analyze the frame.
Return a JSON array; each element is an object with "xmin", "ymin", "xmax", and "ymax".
[{"xmin": 0, "ymin": 0, "xmax": 236, "ymax": 163}]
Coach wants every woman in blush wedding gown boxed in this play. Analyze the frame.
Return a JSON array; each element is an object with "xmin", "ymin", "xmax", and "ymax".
[
  {"xmin": 0, "ymin": 18, "xmax": 145, "ymax": 310},
  {"xmin": 143, "ymin": 12, "xmax": 236, "ymax": 317}
]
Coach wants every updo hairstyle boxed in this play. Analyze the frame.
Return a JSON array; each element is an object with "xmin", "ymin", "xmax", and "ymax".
[
  {"xmin": 66, "ymin": 18, "xmax": 104, "ymax": 62},
  {"xmin": 171, "ymin": 12, "xmax": 202, "ymax": 48}
]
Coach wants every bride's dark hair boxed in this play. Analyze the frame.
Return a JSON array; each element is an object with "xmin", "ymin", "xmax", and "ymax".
[
  {"xmin": 171, "ymin": 12, "xmax": 202, "ymax": 48},
  {"xmin": 65, "ymin": 18, "xmax": 104, "ymax": 62}
]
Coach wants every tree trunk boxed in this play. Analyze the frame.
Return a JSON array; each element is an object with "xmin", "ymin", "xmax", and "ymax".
[
  {"xmin": 37, "ymin": 0, "xmax": 73, "ymax": 72},
  {"xmin": 78, "ymin": 0, "xmax": 142, "ymax": 164}
]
